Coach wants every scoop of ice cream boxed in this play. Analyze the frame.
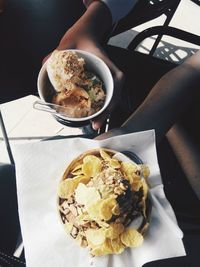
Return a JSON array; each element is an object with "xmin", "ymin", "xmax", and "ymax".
[
  {"xmin": 47, "ymin": 50, "xmax": 106, "ymax": 118},
  {"xmin": 47, "ymin": 50, "xmax": 85, "ymax": 92},
  {"xmin": 52, "ymin": 86, "xmax": 91, "ymax": 118}
]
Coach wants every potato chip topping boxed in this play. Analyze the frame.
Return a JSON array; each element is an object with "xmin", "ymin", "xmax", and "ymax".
[{"xmin": 58, "ymin": 148, "xmax": 150, "ymax": 256}]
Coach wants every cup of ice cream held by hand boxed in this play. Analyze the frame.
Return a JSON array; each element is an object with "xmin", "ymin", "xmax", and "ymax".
[{"xmin": 37, "ymin": 49, "xmax": 114, "ymax": 126}]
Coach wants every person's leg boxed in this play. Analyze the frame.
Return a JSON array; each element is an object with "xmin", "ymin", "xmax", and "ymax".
[
  {"xmin": 166, "ymin": 124, "xmax": 200, "ymax": 200},
  {"xmin": 97, "ymin": 50, "xmax": 200, "ymax": 140},
  {"xmin": 121, "ymin": 51, "xmax": 200, "ymax": 143}
]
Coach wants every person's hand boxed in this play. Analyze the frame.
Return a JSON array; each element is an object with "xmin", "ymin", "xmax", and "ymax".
[{"xmin": 42, "ymin": 1, "xmax": 125, "ymax": 130}]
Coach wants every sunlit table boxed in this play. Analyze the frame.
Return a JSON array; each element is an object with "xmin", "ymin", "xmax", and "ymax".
[{"xmin": 0, "ymin": 95, "xmax": 85, "ymax": 163}]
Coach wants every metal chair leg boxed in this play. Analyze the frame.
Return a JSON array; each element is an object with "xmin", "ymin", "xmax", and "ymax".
[
  {"xmin": 128, "ymin": 26, "xmax": 200, "ymax": 52},
  {"xmin": 149, "ymin": 1, "xmax": 181, "ymax": 55}
]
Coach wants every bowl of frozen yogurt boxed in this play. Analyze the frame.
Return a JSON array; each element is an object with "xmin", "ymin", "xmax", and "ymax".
[{"xmin": 37, "ymin": 49, "xmax": 113, "ymax": 126}]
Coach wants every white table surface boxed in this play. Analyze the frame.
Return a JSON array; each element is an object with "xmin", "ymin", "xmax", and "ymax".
[{"xmin": 0, "ymin": 95, "xmax": 83, "ymax": 163}]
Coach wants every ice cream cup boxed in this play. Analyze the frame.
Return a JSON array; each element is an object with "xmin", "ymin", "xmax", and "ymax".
[{"xmin": 37, "ymin": 49, "xmax": 114, "ymax": 126}]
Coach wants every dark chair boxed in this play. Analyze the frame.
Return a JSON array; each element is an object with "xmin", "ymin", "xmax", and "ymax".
[
  {"xmin": 191, "ymin": 0, "xmax": 200, "ymax": 6},
  {"xmin": 128, "ymin": 25, "xmax": 200, "ymax": 52},
  {"xmin": 0, "ymin": 163, "xmax": 26, "ymax": 266},
  {"xmin": 111, "ymin": 0, "xmax": 181, "ymax": 55},
  {"xmin": 0, "ymin": 164, "xmax": 20, "ymax": 254}
]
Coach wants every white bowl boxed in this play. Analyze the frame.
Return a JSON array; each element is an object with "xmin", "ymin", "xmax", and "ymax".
[{"xmin": 37, "ymin": 49, "xmax": 113, "ymax": 123}]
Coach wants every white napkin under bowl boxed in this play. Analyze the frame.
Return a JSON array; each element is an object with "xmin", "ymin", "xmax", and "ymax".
[{"xmin": 13, "ymin": 130, "xmax": 186, "ymax": 267}]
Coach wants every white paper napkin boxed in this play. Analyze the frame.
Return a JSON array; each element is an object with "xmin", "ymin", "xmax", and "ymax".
[{"xmin": 13, "ymin": 130, "xmax": 186, "ymax": 267}]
